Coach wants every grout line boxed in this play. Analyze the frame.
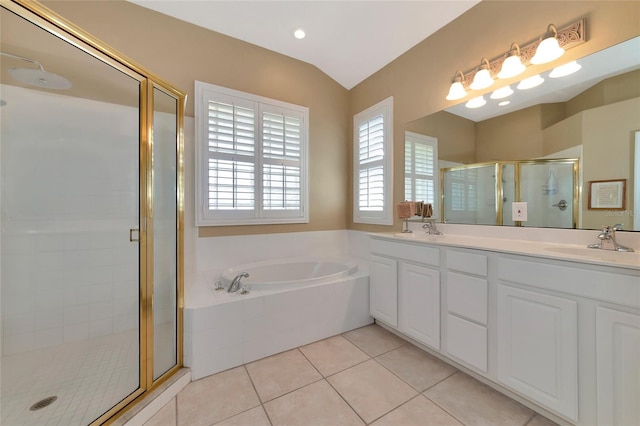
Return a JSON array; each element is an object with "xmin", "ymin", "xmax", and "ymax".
[
  {"xmin": 323, "ymin": 377, "xmax": 369, "ymax": 425},
  {"xmin": 421, "ymin": 372, "xmax": 470, "ymax": 426},
  {"xmin": 420, "ymin": 367, "xmax": 458, "ymax": 392}
]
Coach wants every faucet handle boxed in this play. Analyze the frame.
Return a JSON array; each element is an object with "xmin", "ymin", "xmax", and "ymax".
[{"xmin": 612, "ymin": 224, "xmax": 624, "ymax": 231}]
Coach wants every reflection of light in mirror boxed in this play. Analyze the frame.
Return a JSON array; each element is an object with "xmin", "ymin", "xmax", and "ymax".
[
  {"xmin": 549, "ymin": 61, "xmax": 582, "ymax": 78},
  {"xmin": 292, "ymin": 28, "xmax": 306, "ymax": 39},
  {"xmin": 490, "ymin": 85, "xmax": 514, "ymax": 99},
  {"xmin": 466, "ymin": 96, "xmax": 486, "ymax": 108},
  {"xmin": 498, "ymin": 100, "xmax": 510, "ymax": 106},
  {"xmin": 517, "ymin": 74, "xmax": 544, "ymax": 90}
]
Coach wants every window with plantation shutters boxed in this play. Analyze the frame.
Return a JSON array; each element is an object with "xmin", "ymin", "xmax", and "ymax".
[
  {"xmin": 195, "ymin": 82, "xmax": 309, "ymax": 226},
  {"xmin": 404, "ymin": 132, "xmax": 439, "ymax": 217},
  {"xmin": 353, "ymin": 97, "xmax": 393, "ymax": 225}
]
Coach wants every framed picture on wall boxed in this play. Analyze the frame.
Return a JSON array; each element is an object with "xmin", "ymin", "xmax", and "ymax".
[{"xmin": 588, "ymin": 179, "xmax": 626, "ymax": 210}]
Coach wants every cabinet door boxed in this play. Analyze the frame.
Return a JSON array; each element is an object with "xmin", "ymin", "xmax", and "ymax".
[
  {"xmin": 596, "ymin": 307, "xmax": 640, "ymax": 426},
  {"xmin": 399, "ymin": 263, "xmax": 440, "ymax": 349},
  {"xmin": 497, "ymin": 284, "xmax": 578, "ymax": 422},
  {"xmin": 369, "ymin": 255, "xmax": 398, "ymax": 327}
]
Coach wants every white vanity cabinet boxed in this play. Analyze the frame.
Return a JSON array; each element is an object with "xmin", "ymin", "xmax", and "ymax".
[
  {"xmin": 596, "ymin": 307, "xmax": 640, "ymax": 425},
  {"xmin": 497, "ymin": 284, "xmax": 578, "ymax": 422},
  {"xmin": 444, "ymin": 249, "xmax": 489, "ymax": 372},
  {"xmin": 369, "ymin": 234, "xmax": 640, "ymax": 426},
  {"xmin": 399, "ymin": 262, "xmax": 440, "ymax": 349},
  {"xmin": 369, "ymin": 254, "xmax": 398, "ymax": 327},
  {"xmin": 370, "ymin": 238, "xmax": 440, "ymax": 349}
]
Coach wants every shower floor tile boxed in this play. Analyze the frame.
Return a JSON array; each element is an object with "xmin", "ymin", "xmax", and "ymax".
[{"xmin": 1, "ymin": 329, "xmax": 139, "ymax": 426}]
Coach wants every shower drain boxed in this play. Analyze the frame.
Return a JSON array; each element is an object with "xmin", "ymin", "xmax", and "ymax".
[{"xmin": 29, "ymin": 396, "xmax": 57, "ymax": 411}]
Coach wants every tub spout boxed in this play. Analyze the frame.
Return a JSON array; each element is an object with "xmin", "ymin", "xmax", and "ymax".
[{"xmin": 228, "ymin": 272, "xmax": 249, "ymax": 293}]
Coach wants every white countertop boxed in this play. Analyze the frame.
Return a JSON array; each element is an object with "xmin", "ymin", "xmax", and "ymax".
[{"xmin": 370, "ymin": 232, "xmax": 640, "ymax": 271}]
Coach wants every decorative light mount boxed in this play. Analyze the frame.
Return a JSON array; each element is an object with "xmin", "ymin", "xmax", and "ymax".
[{"xmin": 445, "ymin": 18, "xmax": 585, "ymax": 101}]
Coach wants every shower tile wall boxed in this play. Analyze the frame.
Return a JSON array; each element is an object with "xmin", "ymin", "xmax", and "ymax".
[{"xmin": 1, "ymin": 85, "xmax": 140, "ymax": 355}]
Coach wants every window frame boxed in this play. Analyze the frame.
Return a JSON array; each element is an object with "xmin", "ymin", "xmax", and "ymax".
[
  {"xmin": 195, "ymin": 81, "xmax": 309, "ymax": 226},
  {"xmin": 353, "ymin": 96, "xmax": 393, "ymax": 225},
  {"xmin": 404, "ymin": 131, "xmax": 439, "ymax": 219}
]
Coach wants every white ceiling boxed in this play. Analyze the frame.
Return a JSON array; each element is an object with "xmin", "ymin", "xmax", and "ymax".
[{"xmin": 129, "ymin": 0, "xmax": 480, "ymax": 89}]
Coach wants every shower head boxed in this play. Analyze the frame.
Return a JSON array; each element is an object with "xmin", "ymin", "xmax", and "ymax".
[
  {"xmin": 1, "ymin": 51, "xmax": 71, "ymax": 90},
  {"xmin": 8, "ymin": 67, "xmax": 72, "ymax": 90}
]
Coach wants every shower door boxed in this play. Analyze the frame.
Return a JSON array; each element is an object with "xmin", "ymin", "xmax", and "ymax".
[
  {"xmin": 519, "ymin": 160, "xmax": 578, "ymax": 229},
  {"xmin": 1, "ymin": 1, "xmax": 185, "ymax": 424}
]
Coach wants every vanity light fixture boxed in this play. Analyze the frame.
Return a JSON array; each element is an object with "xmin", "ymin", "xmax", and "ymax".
[
  {"xmin": 490, "ymin": 85, "xmax": 514, "ymax": 100},
  {"xmin": 465, "ymin": 95, "xmax": 486, "ymax": 109},
  {"xmin": 446, "ymin": 71, "xmax": 467, "ymax": 100},
  {"xmin": 292, "ymin": 28, "xmax": 306, "ymax": 40},
  {"xmin": 549, "ymin": 60, "xmax": 582, "ymax": 78},
  {"xmin": 470, "ymin": 58, "xmax": 494, "ymax": 90},
  {"xmin": 497, "ymin": 43, "xmax": 526, "ymax": 79},
  {"xmin": 443, "ymin": 18, "xmax": 585, "ymax": 101},
  {"xmin": 517, "ymin": 74, "xmax": 544, "ymax": 90},
  {"xmin": 530, "ymin": 24, "xmax": 565, "ymax": 64}
]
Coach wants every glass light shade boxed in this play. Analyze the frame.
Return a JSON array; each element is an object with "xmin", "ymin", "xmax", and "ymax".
[
  {"xmin": 549, "ymin": 61, "xmax": 582, "ymax": 78},
  {"xmin": 497, "ymin": 54, "xmax": 526, "ymax": 79},
  {"xmin": 490, "ymin": 85, "xmax": 514, "ymax": 99},
  {"xmin": 530, "ymin": 36, "xmax": 564, "ymax": 64},
  {"xmin": 517, "ymin": 74, "xmax": 544, "ymax": 90},
  {"xmin": 470, "ymin": 68, "xmax": 494, "ymax": 90},
  {"xmin": 465, "ymin": 96, "xmax": 486, "ymax": 109},
  {"xmin": 446, "ymin": 81, "xmax": 467, "ymax": 100}
]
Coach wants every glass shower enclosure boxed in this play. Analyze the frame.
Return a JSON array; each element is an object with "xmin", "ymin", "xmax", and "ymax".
[
  {"xmin": 442, "ymin": 159, "xmax": 578, "ymax": 228},
  {"xmin": 0, "ymin": 1, "xmax": 185, "ymax": 424}
]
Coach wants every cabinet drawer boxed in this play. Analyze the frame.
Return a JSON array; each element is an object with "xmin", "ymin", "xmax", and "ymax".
[
  {"xmin": 371, "ymin": 238, "xmax": 440, "ymax": 266},
  {"xmin": 446, "ymin": 314, "xmax": 487, "ymax": 372},
  {"xmin": 447, "ymin": 272, "xmax": 488, "ymax": 325},
  {"xmin": 447, "ymin": 250, "xmax": 487, "ymax": 276},
  {"xmin": 499, "ymin": 257, "xmax": 640, "ymax": 309}
]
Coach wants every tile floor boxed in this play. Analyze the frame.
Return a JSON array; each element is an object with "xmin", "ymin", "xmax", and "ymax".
[{"xmin": 145, "ymin": 324, "xmax": 558, "ymax": 426}]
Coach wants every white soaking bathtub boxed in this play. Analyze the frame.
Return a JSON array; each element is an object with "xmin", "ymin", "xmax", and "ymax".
[
  {"xmin": 184, "ymin": 256, "xmax": 372, "ymax": 380},
  {"xmin": 221, "ymin": 257, "xmax": 359, "ymax": 290}
]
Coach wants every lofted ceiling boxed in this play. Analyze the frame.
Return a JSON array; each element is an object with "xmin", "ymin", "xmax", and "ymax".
[{"xmin": 129, "ymin": 0, "xmax": 480, "ymax": 89}]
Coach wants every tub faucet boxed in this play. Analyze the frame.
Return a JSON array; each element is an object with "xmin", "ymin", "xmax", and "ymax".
[
  {"xmin": 228, "ymin": 272, "xmax": 249, "ymax": 293},
  {"xmin": 587, "ymin": 224, "xmax": 634, "ymax": 252},
  {"xmin": 422, "ymin": 219, "xmax": 442, "ymax": 235}
]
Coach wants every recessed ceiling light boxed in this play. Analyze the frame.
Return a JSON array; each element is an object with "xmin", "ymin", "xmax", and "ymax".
[
  {"xmin": 292, "ymin": 28, "xmax": 306, "ymax": 40},
  {"xmin": 498, "ymin": 101, "xmax": 511, "ymax": 106}
]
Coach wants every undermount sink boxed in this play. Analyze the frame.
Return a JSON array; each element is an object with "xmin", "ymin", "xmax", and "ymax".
[
  {"xmin": 394, "ymin": 232, "xmax": 417, "ymax": 238},
  {"xmin": 393, "ymin": 232, "xmax": 445, "ymax": 241},
  {"xmin": 544, "ymin": 246, "xmax": 640, "ymax": 263}
]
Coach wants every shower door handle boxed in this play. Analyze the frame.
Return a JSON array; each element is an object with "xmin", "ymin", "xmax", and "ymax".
[
  {"xmin": 129, "ymin": 228, "xmax": 140, "ymax": 242},
  {"xmin": 553, "ymin": 200, "xmax": 568, "ymax": 211}
]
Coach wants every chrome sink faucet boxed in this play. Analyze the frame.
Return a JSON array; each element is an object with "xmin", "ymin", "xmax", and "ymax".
[
  {"xmin": 587, "ymin": 224, "xmax": 634, "ymax": 252},
  {"xmin": 422, "ymin": 219, "xmax": 442, "ymax": 235},
  {"xmin": 228, "ymin": 272, "xmax": 249, "ymax": 293}
]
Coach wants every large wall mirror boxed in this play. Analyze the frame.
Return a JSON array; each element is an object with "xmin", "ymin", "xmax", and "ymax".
[{"xmin": 405, "ymin": 36, "xmax": 640, "ymax": 231}]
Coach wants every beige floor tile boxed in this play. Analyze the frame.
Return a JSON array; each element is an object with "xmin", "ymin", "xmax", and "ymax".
[
  {"xmin": 246, "ymin": 349, "xmax": 322, "ymax": 402},
  {"xmin": 370, "ymin": 395, "xmax": 463, "ymax": 426},
  {"xmin": 376, "ymin": 344, "xmax": 457, "ymax": 391},
  {"xmin": 177, "ymin": 367, "xmax": 260, "ymax": 426},
  {"xmin": 264, "ymin": 379, "xmax": 364, "ymax": 426},
  {"xmin": 144, "ymin": 398, "xmax": 176, "ymax": 426},
  {"xmin": 342, "ymin": 324, "xmax": 405, "ymax": 357},
  {"xmin": 425, "ymin": 372, "xmax": 534, "ymax": 426},
  {"xmin": 527, "ymin": 414, "xmax": 559, "ymax": 426},
  {"xmin": 214, "ymin": 406, "xmax": 271, "ymax": 426},
  {"xmin": 300, "ymin": 335, "xmax": 370, "ymax": 376},
  {"xmin": 328, "ymin": 359, "xmax": 417, "ymax": 423}
]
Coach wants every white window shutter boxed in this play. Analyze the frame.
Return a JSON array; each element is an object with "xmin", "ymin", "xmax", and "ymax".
[{"xmin": 353, "ymin": 97, "xmax": 393, "ymax": 225}]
